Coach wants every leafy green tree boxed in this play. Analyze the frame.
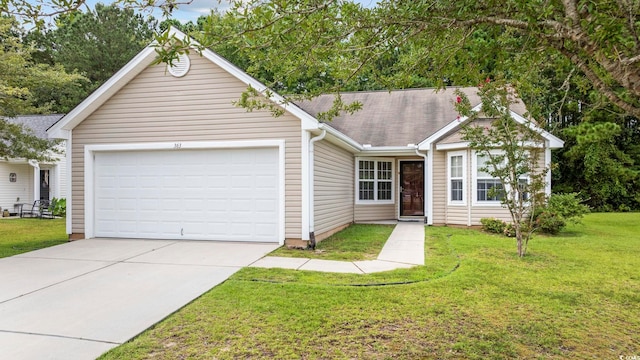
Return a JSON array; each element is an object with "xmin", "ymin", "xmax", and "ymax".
[
  {"xmin": 157, "ymin": 0, "xmax": 637, "ymax": 118},
  {"xmin": 1, "ymin": 16, "xmax": 86, "ymax": 116},
  {"xmin": 0, "ymin": 16, "xmax": 76, "ymax": 159},
  {"xmin": 558, "ymin": 122, "xmax": 640, "ymax": 210},
  {"xmin": 43, "ymin": 3, "xmax": 156, "ymax": 87},
  {"xmin": 457, "ymin": 82, "xmax": 549, "ymax": 257}
]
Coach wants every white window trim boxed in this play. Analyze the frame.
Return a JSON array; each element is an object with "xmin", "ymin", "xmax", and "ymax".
[
  {"xmin": 447, "ymin": 150, "xmax": 467, "ymax": 206},
  {"xmin": 355, "ymin": 157, "xmax": 395, "ymax": 204}
]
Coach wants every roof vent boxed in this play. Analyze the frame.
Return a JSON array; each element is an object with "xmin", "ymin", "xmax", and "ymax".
[{"xmin": 167, "ymin": 53, "xmax": 190, "ymax": 78}]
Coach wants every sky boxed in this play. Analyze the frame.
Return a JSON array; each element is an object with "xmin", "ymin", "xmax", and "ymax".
[{"xmin": 78, "ymin": 0, "xmax": 379, "ymax": 24}]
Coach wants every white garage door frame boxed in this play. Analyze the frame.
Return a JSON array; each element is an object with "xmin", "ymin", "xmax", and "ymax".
[{"xmin": 84, "ymin": 140, "xmax": 286, "ymax": 244}]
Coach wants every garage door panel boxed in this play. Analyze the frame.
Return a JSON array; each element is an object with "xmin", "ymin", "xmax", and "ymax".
[{"xmin": 93, "ymin": 147, "xmax": 279, "ymax": 242}]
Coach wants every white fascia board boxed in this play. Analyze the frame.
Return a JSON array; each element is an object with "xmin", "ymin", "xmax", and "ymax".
[
  {"xmin": 509, "ymin": 110, "xmax": 564, "ymax": 149},
  {"xmin": 47, "ymin": 47, "xmax": 157, "ymax": 139},
  {"xmin": 360, "ymin": 147, "xmax": 418, "ymax": 157},
  {"xmin": 418, "ymin": 103, "xmax": 482, "ymax": 151},
  {"xmin": 435, "ymin": 142, "xmax": 470, "ymax": 151}
]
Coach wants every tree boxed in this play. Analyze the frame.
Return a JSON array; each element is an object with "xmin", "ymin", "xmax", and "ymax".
[
  {"xmin": 1, "ymin": 16, "xmax": 87, "ymax": 116},
  {"xmin": 557, "ymin": 121, "xmax": 640, "ymax": 210},
  {"xmin": 155, "ymin": 0, "xmax": 637, "ymax": 119},
  {"xmin": 457, "ymin": 82, "xmax": 549, "ymax": 257},
  {"xmin": 0, "ymin": 16, "xmax": 77, "ymax": 159},
  {"xmin": 42, "ymin": 3, "xmax": 156, "ymax": 87}
]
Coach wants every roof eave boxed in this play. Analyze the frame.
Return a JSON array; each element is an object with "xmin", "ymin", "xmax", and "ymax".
[{"xmin": 47, "ymin": 27, "xmax": 321, "ymax": 139}]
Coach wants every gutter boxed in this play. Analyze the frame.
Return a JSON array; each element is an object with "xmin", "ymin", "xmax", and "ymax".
[{"xmin": 318, "ymin": 123, "xmax": 362, "ymax": 152}]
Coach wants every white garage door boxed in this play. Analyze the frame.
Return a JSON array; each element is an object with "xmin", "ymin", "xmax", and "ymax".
[{"xmin": 93, "ymin": 147, "xmax": 279, "ymax": 242}]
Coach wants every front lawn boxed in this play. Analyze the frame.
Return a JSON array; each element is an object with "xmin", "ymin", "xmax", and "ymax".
[
  {"xmin": 270, "ymin": 223, "xmax": 395, "ymax": 261},
  {"xmin": 0, "ymin": 218, "xmax": 67, "ymax": 258},
  {"xmin": 101, "ymin": 213, "xmax": 640, "ymax": 359}
]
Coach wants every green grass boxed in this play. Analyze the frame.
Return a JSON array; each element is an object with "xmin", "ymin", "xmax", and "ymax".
[
  {"xmin": 0, "ymin": 218, "xmax": 67, "ymax": 258},
  {"xmin": 100, "ymin": 213, "xmax": 640, "ymax": 359},
  {"xmin": 270, "ymin": 223, "xmax": 395, "ymax": 261}
]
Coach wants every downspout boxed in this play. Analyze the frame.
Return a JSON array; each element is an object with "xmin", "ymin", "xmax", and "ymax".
[
  {"xmin": 308, "ymin": 129, "xmax": 326, "ymax": 249},
  {"xmin": 28, "ymin": 159, "xmax": 40, "ymax": 202},
  {"xmin": 414, "ymin": 147, "xmax": 428, "ymax": 224}
]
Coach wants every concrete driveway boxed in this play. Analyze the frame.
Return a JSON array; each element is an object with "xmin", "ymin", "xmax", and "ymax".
[{"xmin": 0, "ymin": 239, "xmax": 279, "ymax": 360}]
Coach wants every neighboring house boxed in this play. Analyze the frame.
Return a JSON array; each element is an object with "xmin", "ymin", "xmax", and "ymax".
[
  {"xmin": 0, "ymin": 114, "xmax": 66, "ymax": 215},
  {"xmin": 47, "ymin": 28, "xmax": 563, "ymax": 245}
]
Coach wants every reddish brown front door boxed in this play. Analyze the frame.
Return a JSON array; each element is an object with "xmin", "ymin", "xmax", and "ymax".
[{"xmin": 400, "ymin": 161, "xmax": 424, "ymax": 216}]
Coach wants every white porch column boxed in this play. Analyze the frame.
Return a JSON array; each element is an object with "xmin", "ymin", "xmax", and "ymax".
[{"xmin": 28, "ymin": 160, "xmax": 40, "ymax": 202}]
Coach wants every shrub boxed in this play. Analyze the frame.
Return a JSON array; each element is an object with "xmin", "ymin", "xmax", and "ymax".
[
  {"xmin": 503, "ymin": 223, "xmax": 516, "ymax": 237},
  {"xmin": 535, "ymin": 211, "xmax": 565, "ymax": 234},
  {"xmin": 481, "ymin": 218, "xmax": 507, "ymax": 234},
  {"xmin": 535, "ymin": 193, "xmax": 590, "ymax": 234},
  {"xmin": 546, "ymin": 193, "xmax": 590, "ymax": 223},
  {"xmin": 51, "ymin": 198, "xmax": 66, "ymax": 217}
]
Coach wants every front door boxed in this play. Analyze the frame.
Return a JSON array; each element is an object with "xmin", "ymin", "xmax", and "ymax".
[
  {"xmin": 40, "ymin": 170, "xmax": 50, "ymax": 201},
  {"xmin": 400, "ymin": 161, "xmax": 424, "ymax": 216}
]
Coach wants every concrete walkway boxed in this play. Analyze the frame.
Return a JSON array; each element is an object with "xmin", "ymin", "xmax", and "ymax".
[{"xmin": 250, "ymin": 221, "xmax": 425, "ymax": 274}]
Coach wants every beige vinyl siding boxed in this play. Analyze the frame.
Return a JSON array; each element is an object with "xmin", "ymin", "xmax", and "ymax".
[
  {"xmin": 71, "ymin": 55, "xmax": 303, "ymax": 239},
  {"xmin": 354, "ymin": 203, "xmax": 395, "ymax": 222},
  {"xmin": 0, "ymin": 163, "xmax": 33, "ymax": 212},
  {"xmin": 470, "ymin": 207, "xmax": 512, "ymax": 224},
  {"xmin": 431, "ymin": 150, "xmax": 447, "ymax": 224},
  {"xmin": 313, "ymin": 139, "xmax": 354, "ymax": 235}
]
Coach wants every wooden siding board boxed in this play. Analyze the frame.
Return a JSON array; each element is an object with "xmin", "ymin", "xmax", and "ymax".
[{"xmin": 71, "ymin": 55, "xmax": 303, "ymax": 238}]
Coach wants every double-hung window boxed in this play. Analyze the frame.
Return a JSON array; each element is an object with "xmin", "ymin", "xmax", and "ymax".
[
  {"xmin": 357, "ymin": 158, "xmax": 393, "ymax": 203},
  {"xmin": 448, "ymin": 151, "xmax": 466, "ymax": 205},
  {"xmin": 475, "ymin": 153, "xmax": 504, "ymax": 203}
]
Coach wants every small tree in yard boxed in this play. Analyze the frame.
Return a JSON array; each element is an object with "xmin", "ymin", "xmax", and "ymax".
[{"xmin": 456, "ymin": 82, "xmax": 549, "ymax": 257}]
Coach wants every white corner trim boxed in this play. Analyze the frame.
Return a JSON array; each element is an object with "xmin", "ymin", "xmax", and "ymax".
[
  {"xmin": 545, "ymin": 146, "xmax": 552, "ymax": 196},
  {"xmin": 83, "ymin": 139, "xmax": 287, "ymax": 244},
  {"xmin": 426, "ymin": 145, "xmax": 434, "ymax": 225},
  {"xmin": 301, "ymin": 130, "xmax": 310, "ymax": 240},
  {"xmin": 66, "ymin": 135, "xmax": 72, "ymax": 235}
]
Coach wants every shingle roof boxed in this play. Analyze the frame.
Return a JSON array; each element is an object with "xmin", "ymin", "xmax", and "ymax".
[
  {"xmin": 295, "ymin": 87, "xmax": 527, "ymax": 147},
  {"xmin": 3, "ymin": 114, "xmax": 64, "ymax": 140}
]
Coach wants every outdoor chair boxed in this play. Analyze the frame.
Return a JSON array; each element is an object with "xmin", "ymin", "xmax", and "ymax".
[{"xmin": 20, "ymin": 200, "xmax": 54, "ymax": 219}]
